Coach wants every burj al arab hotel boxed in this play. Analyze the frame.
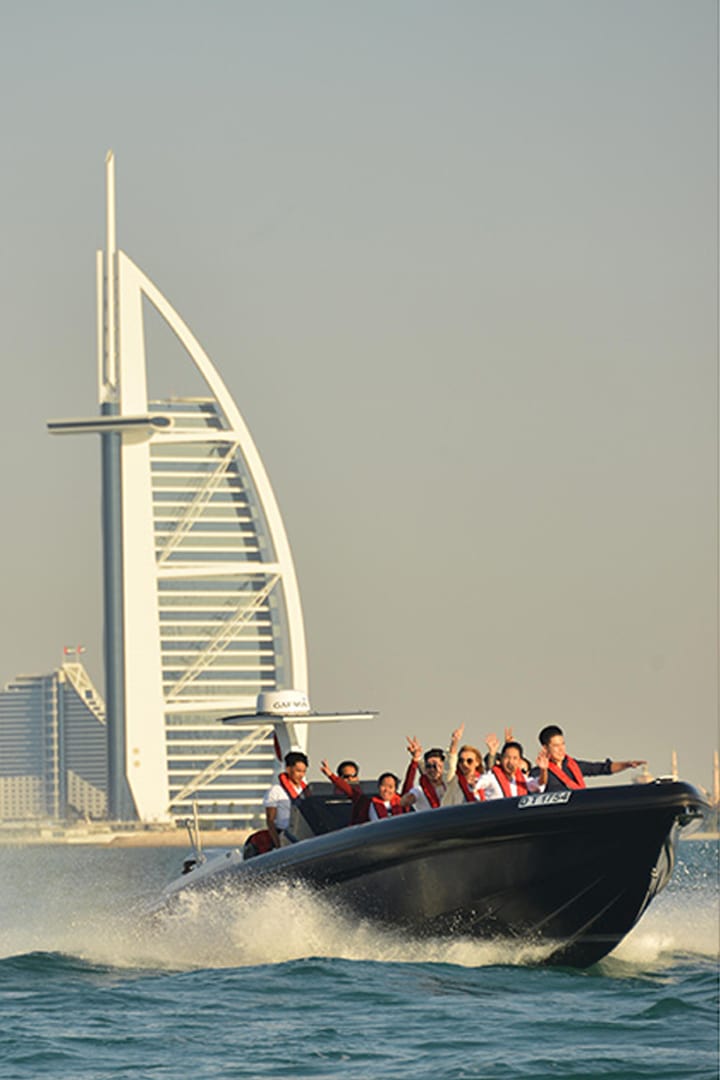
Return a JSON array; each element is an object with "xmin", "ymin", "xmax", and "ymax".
[{"xmin": 49, "ymin": 155, "xmax": 359, "ymax": 826}]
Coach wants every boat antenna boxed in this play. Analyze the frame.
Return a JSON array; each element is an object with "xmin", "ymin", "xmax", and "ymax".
[{"xmin": 184, "ymin": 800, "xmax": 203, "ymax": 858}]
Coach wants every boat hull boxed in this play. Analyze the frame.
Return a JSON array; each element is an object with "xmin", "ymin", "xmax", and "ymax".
[{"xmin": 159, "ymin": 780, "xmax": 707, "ymax": 967}]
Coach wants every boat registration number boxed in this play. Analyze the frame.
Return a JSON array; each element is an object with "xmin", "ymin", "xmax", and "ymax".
[{"xmin": 518, "ymin": 792, "xmax": 573, "ymax": 808}]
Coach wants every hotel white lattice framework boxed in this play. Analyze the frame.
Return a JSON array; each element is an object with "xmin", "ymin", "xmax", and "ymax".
[{"xmin": 49, "ymin": 154, "xmax": 309, "ymax": 826}]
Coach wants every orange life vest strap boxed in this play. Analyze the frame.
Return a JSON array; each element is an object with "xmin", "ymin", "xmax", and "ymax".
[
  {"xmin": 370, "ymin": 795, "xmax": 405, "ymax": 818},
  {"xmin": 278, "ymin": 772, "xmax": 308, "ymax": 800},
  {"xmin": 458, "ymin": 772, "xmax": 486, "ymax": 802},
  {"xmin": 547, "ymin": 757, "xmax": 586, "ymax": 789},
  {"xmin": 491, "ymin": 764, "xmax": 528, "ymax": 797},
  {"xmin": 419, "ymin": 773, "xmax": 441, "ymax": 808}
]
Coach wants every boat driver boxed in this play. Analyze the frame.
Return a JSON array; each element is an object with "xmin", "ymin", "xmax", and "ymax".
[
  {"xmin": 532, "ymin": 725, "xmax": 646, "ymax": 791},
  {"xmin": 263, "ymin": 750, "xmax": 309, "ymax": 848}
]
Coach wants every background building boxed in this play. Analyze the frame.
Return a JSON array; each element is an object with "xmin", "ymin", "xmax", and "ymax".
[
  {"xmin": 49, "ymin": 155, "xmax": 309, "ymax": 827},
  {"xmin": 0, "ymin": 663, "xmax": 107, "ymax": 822}
]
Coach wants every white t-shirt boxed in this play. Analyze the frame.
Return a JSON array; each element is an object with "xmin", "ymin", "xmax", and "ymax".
[
  {"xmin": 408, "ymin": 781, "xmax": 446, "ymax": 812},
  {"xmin": 263, "ymin": 778, "xmax": 304, "ymax": 830},
  {"xmin": 483, "ymin": 771, "xmax": 544, "ymax": 800}
]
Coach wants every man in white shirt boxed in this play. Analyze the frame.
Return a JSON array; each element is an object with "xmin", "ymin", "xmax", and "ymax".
[
  {"xmin": 263, "ymin": 751, "xmax": 309, "ymax": 848},
  {"xmin": 484, "ymin": 740, "xmax": 547, "ymax": 800}
]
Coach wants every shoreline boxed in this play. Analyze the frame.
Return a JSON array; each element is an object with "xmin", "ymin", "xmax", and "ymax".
[
  {"xmin": 0, "ymin": 827, "xmax": 252, "ymax": 847},
  {"xmin": 0, "ymin": 830, "xmax": 715, "ymax": 847}
]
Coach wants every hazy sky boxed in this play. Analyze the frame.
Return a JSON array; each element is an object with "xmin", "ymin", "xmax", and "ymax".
[{"xmin": 0, "ymin": 1, "xmax": 717, "ymax": 791}]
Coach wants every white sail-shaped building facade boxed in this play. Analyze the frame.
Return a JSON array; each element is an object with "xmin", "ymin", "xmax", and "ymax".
[{"xmin": 50, "ymin": 154, "xmax": 309, "ymax": 826}]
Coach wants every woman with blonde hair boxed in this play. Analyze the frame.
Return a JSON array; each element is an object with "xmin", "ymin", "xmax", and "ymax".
[{"xmin": 441, "ymin": 744, "xmax": 491, "ymax": 806}]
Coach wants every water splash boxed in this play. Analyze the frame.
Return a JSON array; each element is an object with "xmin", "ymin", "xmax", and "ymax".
[
  {"xmin": 0, "ymin": 841, "xmax": 715, "ymax": 974},
  {"xmin": 141, "ymin": 879, "xmax": 557, "ymax": 971}
]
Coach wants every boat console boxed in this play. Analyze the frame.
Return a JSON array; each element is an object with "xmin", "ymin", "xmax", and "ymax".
[{"xmin": 288, "ymin": 782, "xmax": 353, "ymax": 840}]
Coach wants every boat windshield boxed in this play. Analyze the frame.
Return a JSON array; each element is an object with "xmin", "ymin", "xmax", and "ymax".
[{"xmin": 289, "ymin": 782, "xmax": 353, "ymax": 839}]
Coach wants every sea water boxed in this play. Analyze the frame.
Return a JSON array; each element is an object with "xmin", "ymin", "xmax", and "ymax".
[{"xmin": 0, "ymin": 839, "xmax": 716, "ymax": 1080}]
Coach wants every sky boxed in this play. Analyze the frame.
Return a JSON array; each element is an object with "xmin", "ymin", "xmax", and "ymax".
[{"xmin": 0, "ymin": 1, "xmax": 717, "ymax": 792}]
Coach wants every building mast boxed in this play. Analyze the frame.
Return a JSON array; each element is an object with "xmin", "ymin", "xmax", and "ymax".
[{"xmin": 100, "ymin": 151, "xmax": 134, "ymax": 820}]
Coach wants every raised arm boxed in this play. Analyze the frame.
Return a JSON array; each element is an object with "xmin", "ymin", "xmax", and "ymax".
[
  {"xmin": 444, "ymin": 723, "xmax": 464, "ymax": 782},
  {"xmin": 484, "ymin": 732, "xmax": 500, "ymax": 771},
  {"xmin": 321, "ymin": 758, "xmax": 355, "ymax": 797},
  {"xmin": 449, "ymin": 724, "xmax": 464, "ymax": 754},
  {"xmin": 402, "ymin": 736, "xmax": 423, "ymax": 794}
]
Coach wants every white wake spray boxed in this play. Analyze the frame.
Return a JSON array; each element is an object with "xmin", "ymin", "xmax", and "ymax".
[{"xmin": 0, "ymin": 842, "xmax": 715, "ymax": 973}]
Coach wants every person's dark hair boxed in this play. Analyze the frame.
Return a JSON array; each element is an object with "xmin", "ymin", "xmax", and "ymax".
[
  {"xmin": 285, "ymin": 751, "xmax": 309, "ymax": 768},
  {"xmin": 538, "ymin": 725, "xmax": 563, "ymax": 747},
  {"xmin": 337, "ymin": 759, "xmax": 359, "ymax": 776},
  {"xmin": 377, "ymin": 771, "xmax": 400, "ymax": 788},
  {"xmin": 423, "ymin": 747, "xmax": 446, "ymax": 764},
  {"xmin": 521, "ymin": 758, "xmax": 532, "ymax": 775},
  {"xmin": 501, "ymin": 740, "xmax": 524, "ymax": 757}
]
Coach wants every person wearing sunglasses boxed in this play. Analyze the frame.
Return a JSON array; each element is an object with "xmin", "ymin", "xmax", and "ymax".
[
  {"xmin": 441, "ymin": 744, "xmax": 495, "ymax": 806},
  {"xmin": 403, "ymin": 724, "xmax": 464, "ymax": 811},
  {"xmin": 320, "ymin": 758, "xmax": 372, "ymax": 824}
]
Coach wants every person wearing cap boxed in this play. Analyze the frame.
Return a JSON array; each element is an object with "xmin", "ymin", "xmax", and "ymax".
[
  {"xmin": 404, "ymin": 725, "xmax": 464, "ymax": 811},
  {"xmin": 531, "ymin": 725, "xmax": 645, "ymax": 792}
]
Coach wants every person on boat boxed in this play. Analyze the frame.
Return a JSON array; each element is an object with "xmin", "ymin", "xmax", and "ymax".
[
  {"xmin": 441, "ymin": 744, "xmax": 494, "ymax": 805},
  {"xmin": 321, "ymin": 758, "xmax": 361, "ymax": 791},
  {"xmin": 320, "ymin": 758, "xmax": 371, "ymax": 824},
  {"xmin": 483, "ymin": 727, "xmax": 515, "ymax": 771},
  {"xmin": 532, "ymin": 725, "xmax": 646, "ymax": 791},
  {"xmin": 404, "ymin": 725, "xmax": 464, "ymax": 811},
  {"xmin": 484, "ymin": 740, "xmax": 548, "ymax": 799},
  {"xmin": 262, "ymin": 750, "xmax": 309, "ymax": 848},
  {"xmin": 406, "ymin": 747, "xmax": 451, "ymax": 810},
  {"xmin": 368, "ymin": 772, "xmax": 415, "ymax": 820}
]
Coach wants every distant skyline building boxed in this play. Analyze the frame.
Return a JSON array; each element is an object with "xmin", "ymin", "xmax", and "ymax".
[
  {"xmin": 0, "ymin": 663, "xmax": 107, "ymax": 821},
  {"xmin": 48, "ymin": 154, "xmax": 311, "ymax": 827}
]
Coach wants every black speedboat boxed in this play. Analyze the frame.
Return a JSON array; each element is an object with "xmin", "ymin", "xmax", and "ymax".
[{"xmin": 156, "ymin": 779, "xmax": 708, "ymax": 967}]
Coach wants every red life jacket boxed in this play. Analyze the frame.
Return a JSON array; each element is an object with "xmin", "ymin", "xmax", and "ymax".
[
  {"xmin": 419, "ymin": 773, "xmax": 442, "ymax": 808},
  {"xmin": 278, "ymin": 772, "xmax": 308, "ymax": 800},
  {"xmin": 370, "ymin": 795, "xmax": 405, "ymax": 819},
  {"xmin": 457, "ymin": 772, "xmax": 486, "ymax": 802},
  {"xmin": 547, "ymin": 757, "xmax": 586, "ymax": 790},
  {"xmin": 491, "ymin": 764, "xmax": 528, "ymax": 797}
]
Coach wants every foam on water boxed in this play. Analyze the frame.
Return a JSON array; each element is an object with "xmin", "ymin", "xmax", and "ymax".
[
  {"xmin": 608, "ymin": 883, "xmax": 719, "ymax": 968},
  {"xmin": 0, "ymin": 840, "xmax": 715, "ymax": 975},
  {"xmin": 143, "ymin": 879, "xmax": 559, "ymax": 970}
]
